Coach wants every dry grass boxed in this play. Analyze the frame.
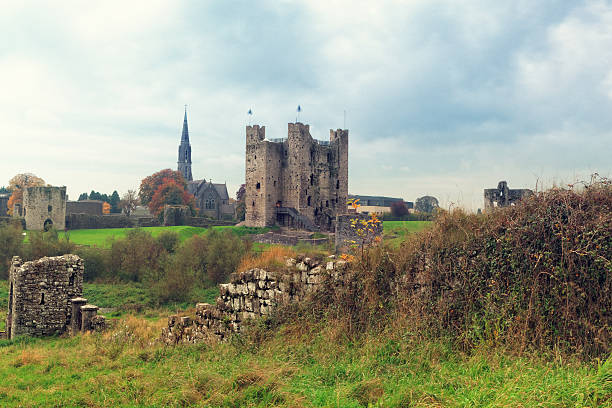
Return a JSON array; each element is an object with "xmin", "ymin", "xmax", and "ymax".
[{"xmin": 238, "ymin": 246, "xmax": 297, "ymax": 272}]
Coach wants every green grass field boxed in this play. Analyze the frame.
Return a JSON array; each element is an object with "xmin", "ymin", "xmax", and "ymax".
[
  {"xmin": 57, "ymin": 225, "xmax": 271, "ymax": 248},
  {"xmin": 0, "ymin": 314, "xmax": 607, "ymax": 407},
  {"xmin": 383, "ymin": 220, "xmax": 432, "ymax": 246}
]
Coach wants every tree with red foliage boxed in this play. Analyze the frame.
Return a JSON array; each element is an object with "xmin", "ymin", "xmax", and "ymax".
[
  {"xmin": 390, "ymin": 200, "xmax": 409, "ymax": 218},
  {"xmin": 148, "ymin": 178, "xmax": 196, "ymax": 217},
  {"xmin": 139, "ymin": 169, "xmax": 187, "ymax": 206},
  {"xmin": 7, "ymin": 173, "xmax": 46, "ymax": 215}
]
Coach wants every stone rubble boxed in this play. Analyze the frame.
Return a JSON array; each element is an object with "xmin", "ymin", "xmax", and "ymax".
[{"xmin": 161, "ymin": 255, "xmax": 350, "ymax": 344}]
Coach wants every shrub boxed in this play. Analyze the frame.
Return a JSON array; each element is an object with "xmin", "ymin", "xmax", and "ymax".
[
  {"xmin": 272, "ymin": 180, "xmax": 611, "ymax": 358},
  {"xmin": 24, "ymin": 229, "xmax": 76, "ymax": 260},
  {"xmin": 154, "ymin": 229, "xmax": 249, "ymax": 302},
  {"xmin": 156, "ymin": 230, "xmax": 180, "ymax": 253},
  {"xmin": 108, "ymin": 229, "xmax": 166, "ymax": 282},
  {"xmin": 0, "ymin": 223, "xmax": 24, "ymax": 279},
  {"xmin": 75, "ymin": 246, "xmax": 111, "ymax": 282}
]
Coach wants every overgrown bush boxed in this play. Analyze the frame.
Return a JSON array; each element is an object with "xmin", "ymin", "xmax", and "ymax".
[
  {"xmin": 75, "ymin": 246, "xmax": 111, "ymax": 282},
  {"xmin": 154, "ymin": 229, "xmax": 249, "ymax": 302},
  {"xmin": 24, "ymin": 229, "xmax": 76, "ymax": 260},
  {"xmin": 0, "ymin": 223, "xmax": 24, "ymax": 279},
  {"xmin": 156, "ymin": 230, "xmax": 180, "ymax": 253},
  {"xmin": 108, "ymin": 229, "xmax": 167, "ymax": 282},
  {"xmin": 271, "ymin": 180, "xmax": 611, "ymax": 358}
]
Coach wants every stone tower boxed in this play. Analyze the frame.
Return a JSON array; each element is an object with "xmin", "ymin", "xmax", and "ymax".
[
  {"xmin": 23, "ymin": 186, "xmax": 67, "ymax": 231},
  {"xmin": 245, "ymin": 122, "xmax": 348, "ymax": 231},
  {"xmin": 177, "ymin": 109, "xmax": 193, "ymax": 181}
]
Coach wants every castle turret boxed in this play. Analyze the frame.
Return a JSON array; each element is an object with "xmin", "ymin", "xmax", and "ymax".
[{"xmin": 178, "ymin": 109, "xmax": 193, "ymax": 181}]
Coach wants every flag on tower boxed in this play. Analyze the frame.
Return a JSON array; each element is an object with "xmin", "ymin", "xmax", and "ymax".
[
  {"xmin": 248, "ymin": 109, "xmax": 252, "ymax": 115},
  {"xmin": 297, "ymin": 105, "xmax": 301, "ymax": 113}
]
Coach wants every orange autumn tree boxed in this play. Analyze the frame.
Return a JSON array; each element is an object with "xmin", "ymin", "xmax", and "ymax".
[
  {"xmin": 7, "ymin": 173, "xmax": 46, "ymax": 215},
  {"xmin": 148, "ymin": 178, "xmax": 196, "ymax": 218},
  {"xmin": 102, "ymin": 202, "xmax": 111, "ymax": 214},
  {"xmin": 139, "ymin": 169, "xmax": 187, "ymax": 207}
]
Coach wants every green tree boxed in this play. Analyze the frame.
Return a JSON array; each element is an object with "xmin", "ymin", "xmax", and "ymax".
[
  {"xmin": 78, "ymin": 192, "xmax": 88, "ymax": 201},
  {"xmin": 110, "ymin": 190, "xmax": 121, "ymax": 213}
]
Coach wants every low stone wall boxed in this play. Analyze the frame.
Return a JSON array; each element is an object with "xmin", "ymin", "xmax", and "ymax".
[
  {"xmin": 65, "ymin": 214, "xmax": 160, "ymax": 230},
  {"xmin": 161, "ymin": 255, "xmax": 348, "ymax": 344}
]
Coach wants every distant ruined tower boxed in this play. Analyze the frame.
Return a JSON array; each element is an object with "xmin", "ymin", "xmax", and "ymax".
[{"xmin": 177, "ymin": 108, "xmax": 193, "ymax": 181}]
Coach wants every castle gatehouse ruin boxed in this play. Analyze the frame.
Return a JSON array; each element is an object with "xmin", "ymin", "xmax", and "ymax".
[
  {"xmin": 484, "ymin": 181, "xmax": 533, "ymax": 210},
  {"xmin": 5, "ymin": 255, "xmax": 104, "ymax": 340},
  {"xmin": 245, "ymin": 122, "xmax": 348, "ymax": 231},
  {"xmin": 23, "ymin": 186, "xmax": 67, "ymax": 231}
]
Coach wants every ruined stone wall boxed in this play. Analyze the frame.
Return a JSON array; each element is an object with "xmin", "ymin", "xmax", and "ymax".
[
  {"xmin": 484, "ymin": 181, "xmax": 533, "ymax": 210},
  {"xmin": 65, "ymin": 213, "xmax": 147, "ymax": 229},
  {"xmin": 245, "ymin": 122, "xmax": 349, "ymax": 230},
  {"xmin": 66, "ymin": 200, "xmax": 104, "ymax": 215},
  {"xmin": 0, "ymin": 194, "xmax": 8, "ymax": 217},
  {"xmin": 23, "ymin": 186, "xmax": 67, "ymax": 231},
  {"xmin": 162, "ymin": 255, "xmax": 348, "ymax": 344},
  {"xmin": 6, "ymin": 255, "xmax": 83, "ymax": 339},
  {"xmin": 335, "ymin": 213, "xmax": 383, "ymax": 253}
]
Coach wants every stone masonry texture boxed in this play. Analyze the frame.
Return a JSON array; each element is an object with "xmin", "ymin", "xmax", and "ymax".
[
  {"xmin": 6, "ymin": 255, "xmax": 83, "ymax": 339},
  {"xmin": 245, "ymin": 123, "xmax": 349, "ymax": 231},
  {"xmin": 161, "ymin": 255, "xmax": 349, "ymax": 344},
  {"xmin": 23, "ymin": 186, "xmax": 67, "ymax": 231}
]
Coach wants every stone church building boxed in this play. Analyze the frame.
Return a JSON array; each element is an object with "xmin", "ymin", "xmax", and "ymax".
[{"xmin": 177, "ymin": 110, "xmax": 235, "ymax": 220}]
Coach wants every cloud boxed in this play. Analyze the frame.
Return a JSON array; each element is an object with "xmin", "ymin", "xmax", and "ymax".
[{"xmin": 0, "ymin": 1, "xmax": 609, "ymax": 209}]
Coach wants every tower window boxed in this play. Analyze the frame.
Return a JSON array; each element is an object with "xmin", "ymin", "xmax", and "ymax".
[
  {"xmin": 336, "ymin": 180, "xmax": 340, "ymax": 189},
  {"xmin": 307, "ymin": 196, "xmax": 311, "ymax": 206},
  {"xmin": 326, "ymin": 200, "xmax": 329, "ymax": 207},
  {"xmin": 48, "ymin": 205, "xmax": 52, "ymax": 212},
  {"xmin": 256, "ymin": 182, "xmax": 261, "ymax": 190},
  {"xmin": 40, "ymin": 292, "xmax": 45, "ymax": 305}
]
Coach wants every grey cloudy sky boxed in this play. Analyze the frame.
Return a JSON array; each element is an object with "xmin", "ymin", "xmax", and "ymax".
[{"xmin": 1, "ymin": 1, "xmax": 610, "ymax": 209}]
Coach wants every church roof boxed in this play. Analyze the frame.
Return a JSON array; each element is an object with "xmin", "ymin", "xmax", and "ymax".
[{"xmin": 187, "ymin": 179, "xmax": 229, "ymax": 200}]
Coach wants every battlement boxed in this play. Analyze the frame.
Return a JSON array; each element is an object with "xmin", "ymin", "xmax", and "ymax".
[{"xmin": 245, "ymin": 121, "xmax": 349, "ymax": 231}]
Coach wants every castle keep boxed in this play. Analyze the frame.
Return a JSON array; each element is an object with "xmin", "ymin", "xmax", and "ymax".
[{"xmin": 245, "ymin": 123, "xmax": 348, "ymax": 230}]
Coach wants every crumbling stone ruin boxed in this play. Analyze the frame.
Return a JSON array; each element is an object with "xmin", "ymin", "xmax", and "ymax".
[
  {"xmin": 484, "ymin": 181, "xmax": 533, "ymax": 210},
  {"xmin": 23, "ymin": 186, "xmax": 67, "ymax": 231},
  {"xmin": 5, "ymin": 255, "xmax": 104, "ymax": 340},
  {"xmin": 335, "ymin": 213, "xmax": 384, "ymax": 253},
  {"xmin": 245, "ymin": 122, "xmax": 348, "ymax": 231},
  {"xmin": 0, "ymin": 193, "xmax": 8, "ymax": 217},
  {"xmin": 161, "ymin": 255, "xmax": 349, "ymax": 344}
]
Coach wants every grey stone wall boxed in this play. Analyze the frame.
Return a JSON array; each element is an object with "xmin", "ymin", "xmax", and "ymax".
[
  {"xmin": 23, "ymin": 186, "xmax": 67, "ymax": 231},
  {"xmin": 6, "ymin": 255, "xmax": 83, "ymax": 339},
  {"xmin": 66, "ymin": 200, "xmax": 104, "ymax": 215},
  {"xmin": 335, "ymin": 213, "xmax": 383, "ymax": 253},
  {"xmin": 245, "ymin": 123, "xmax": 349, "ymax": 231},
  {"xmin": 484, "ymin": 181, "xmax": 533, "ymax": 210},
  {"xmin": 0, "ymin": 194, "xmax": 8, "ymax": 217},
  {"xmin": 65, "ymin": 213, "xmax": 160, "ymax": 229},
  {"xmin": 161, "ymin": 255, "xmax": 349, "ymax": 344}
]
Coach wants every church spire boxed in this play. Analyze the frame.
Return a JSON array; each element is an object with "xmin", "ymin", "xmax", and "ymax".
[
  {"xmin": 178, "ymin": 106, "xmax": 193, "ymax": 181},
  {"xmin": 181, "ymin": 105, "xmax": 190, "ymax": 143}
]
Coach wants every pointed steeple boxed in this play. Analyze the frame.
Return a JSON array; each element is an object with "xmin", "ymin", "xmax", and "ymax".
[
  {"xmin": 181, "ymin": 107, "xmax": 190, "ymax": 143},
  {"xmin": 177, "ymin": 106, "xmax": 193, "ymax": 181}
]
